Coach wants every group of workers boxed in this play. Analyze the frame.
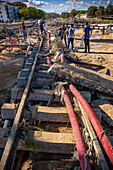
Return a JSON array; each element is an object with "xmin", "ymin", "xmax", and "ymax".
[
  {"xmin": 20, "ymin": 18, "xmax": 92, "ymax": 53},
  {"xmin": 59, "ymin": 21, "xmax": 92, "ymax": 53}
]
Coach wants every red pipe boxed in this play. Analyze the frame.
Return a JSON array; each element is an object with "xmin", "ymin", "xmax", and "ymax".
[
  {"xmin": 60, "ymin": 86, "xmax": 91, "ymax": 170},
  {"xmin": 68, "ymin": 84, "xmax": 113, "ymax": 164},
  {"xmin": 61, "ymin": 54, "xmax": 64, "ymax": 62},
  {"xmin": 46, "ymin": 56, "xmax": 52, "ymax": 67},
  {"xmin": 48, "ymin": 33, "xmax": 50, "ymax": 50}
]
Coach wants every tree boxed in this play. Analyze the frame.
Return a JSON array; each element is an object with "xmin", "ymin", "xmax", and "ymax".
[
  {"xmin": 95, "ymin": 6, "xmax": 105, "ymax": 18},
  {"xmin": 18, "ymin": 8, "xmax": 29, "ymax": 19},
  {"xmin": 87, "ymin": 6, "xmax": 97, "ymax": 17},
  {"xmin": 45, "ymin": 13, "xmax": 50, "ymax": 19},
  {"xmin": 70, "ymin": 9, "xmax": 77, "ymax": 18},
  {"xmin": 61, "ymin": 12, "xmax": 70, "ymax": 19},
  {"xmin": 27, "ymin": 7, "xmax": 37, "ymax": 19},
  {"xmin": 36, "ymin": 9, "xmax": 45, "ymax": 19},
  {"xmin": 78, "ymin": 10, "xmax": 87, "ymax": 15},
  {"xmin": 106, "ymin": 4, "xmax": 113, "ymax": 15},
  {"xmin": 18, "ymin": 7, "xmax": 45, "ymax": 19}
]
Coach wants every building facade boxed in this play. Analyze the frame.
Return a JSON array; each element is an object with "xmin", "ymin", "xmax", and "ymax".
[
  {"xmin": 0, "ymin": 1, "xmax": 19, "ymax": 22},
  {"xmin": 80, "ymin": 14, "xmax": 87, "ymax": 19}
]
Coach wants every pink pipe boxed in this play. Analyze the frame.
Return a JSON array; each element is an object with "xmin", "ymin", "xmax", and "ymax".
[
  {"xmin": 46, "ymin": 56, "xmax": 52, "ymax": 67},
  {"xmin": 60, "ymin": 86, "xmax": 91, "ymax": 170},
  {"xmin": 61, "ymin": 55, "xmax": 64, "ymax": 62},
  {"xmin": 68, "ymin": 84, "xmax": 113, "ymax": 164},
  {"xmin": 48, "ymin": 33, "xmax": 50, "ymax": 50}
]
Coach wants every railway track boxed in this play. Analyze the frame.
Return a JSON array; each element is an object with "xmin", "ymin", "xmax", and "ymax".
[{"xmin": 0, "ymin": 33, "xmax": 113, "ymax": 170}]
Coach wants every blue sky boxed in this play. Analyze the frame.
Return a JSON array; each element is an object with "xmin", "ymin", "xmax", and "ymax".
[{"xmin": 5, "ymin": 0, "xmax": 113, "ymax": 13}]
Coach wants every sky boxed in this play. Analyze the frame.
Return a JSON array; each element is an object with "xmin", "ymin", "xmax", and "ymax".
[{"xmin": 3, "ymin": 0, "xmax": 113, "ymax": 13}]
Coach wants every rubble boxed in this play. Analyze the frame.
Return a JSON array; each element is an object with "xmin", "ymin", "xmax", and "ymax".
[
  {"xmin": 50, "ymin": 39, "xmax": 65, "ymax": 56},
  {"xmin": 48, "ymin": 62, "xmax": 113, "ymax": 96},
  {"xmin": 0, "ymin": 25, "xmax": 14, "ymax": 40}
]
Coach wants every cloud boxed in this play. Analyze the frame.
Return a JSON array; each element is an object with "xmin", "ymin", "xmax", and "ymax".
[
  {"xmin": 92, "ymin": 0, "xmax": 111, "ymax": 5},
  {"xmin": 26, "ymin": 0, "xmax": 50, "ymax": 8},
  {"xmin": 3, "ymin": 0, "xmax": 112, "ymax": 14},
  {"xmin": 59, "ymin": 4, "xmax": 65, "ymax": 7}
]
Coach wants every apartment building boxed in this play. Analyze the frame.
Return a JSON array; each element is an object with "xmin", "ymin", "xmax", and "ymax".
[{"xmin": 0, "ymin": 1, "xmax": 19, "ymax": 22}]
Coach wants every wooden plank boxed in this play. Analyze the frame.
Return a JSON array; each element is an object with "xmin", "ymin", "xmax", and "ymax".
[
  {"xmin": 78, "ymin": 103, "xmax": 109, "ymax": 170},
  {"xmin": 36, "ymin": 64, "xmax": 49, "ymax": 70},
  {"xmin": 19, "ymin": 131, "xmax": 75, "ymax": 154},
  {"xmin": 31, "ymin": 106, "xmax": 69, "ymax": 122},
  {"xmin": 37, "ymin": 59, "xmax": 47, "ymax": 64},
  {"xmin": 12, "ymin": 79, "xmax": 54, "ymax": 100},
  {"xmin": 29, "ymin": 89, "xmax": 60, "ymax": 102},
  {"xmin": 32, "ymin": 78, "xmax": 53, "ymax": 88},
  {"xmin": 0, "ymin": 40, "xmax": 43, "ymax": 170},
  {"xmin": 34, "ymin": 70, "xmax": 53, "ymax": 79},
  {"xmin": 0, "ymin": 131, "xmax": 75, "ymax": 154},
  {"xmin": 32, "ymin": 161, "xmax": 78, "ymax": 170}
]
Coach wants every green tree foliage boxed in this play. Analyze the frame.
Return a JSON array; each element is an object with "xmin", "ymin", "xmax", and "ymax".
[
  {"xmin": 27, "ymin": 7, "xmax": 37, "ymax": 19},
  {"xmin": 95, "ymin": 6, "xmax": 105, "ymax": 18},
  {"xmin": 61, "ymin": 12, "xmax": 70, "ymax": 19},
  {"xmin": 70, "ymin": 9, "xmax": 77, "ymax": 18},
  {"xmin": 87, "ymin": 6, "xmax": 97, "ymax": 17},
  {"xmin": 18, "ymin": 7, "xmax": 45, "ymax": 19},
  {"xmin": 78, "ymin": 10, "xmax": 87, "ymax": 15},
  {"xmin": 106, "ymin": 4, "xmax": 113, "ymax": 15},
  {"xmin": 36, "ymin": 8, "xmax": 45, "ymax": 19},
  {"xmin": 18, "ymin": 8, "xmax": 29, "ymax": 19},
  {"xmin": 45, "ymin": 13, "xmax": 51, "ymax": 19},
  {"xmin": 12, "ymin": 1, "xmax": 27, "ymax": 8}
]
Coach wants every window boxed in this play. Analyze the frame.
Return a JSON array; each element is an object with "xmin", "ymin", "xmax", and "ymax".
[
  {"xmin": 0, "ymin": 11, "xmax": 2, "ymax": 14},
  {"xmin": 0, "ymin": 7, "xmax": 1, "ymax": 10},
  {"xmin": 1, "ymin": 15, "xmax": 3, "ymax": 18}
]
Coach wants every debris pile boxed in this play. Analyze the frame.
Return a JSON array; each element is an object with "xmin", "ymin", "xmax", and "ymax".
[
  {"xmin": 48, "ymin": 62, "xmax": 113, "ymax": 95},
  {"xmin": 49, "ymin": 39, "xmax": 64, "ymax": 61},
  {"xmin": 0, "ymin": 25, "xmax": 13, "ymax": 40}
]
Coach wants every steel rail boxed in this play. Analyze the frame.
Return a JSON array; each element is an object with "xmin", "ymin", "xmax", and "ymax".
[
  {"xmin": 0, "ymin": 39, "xmax": 43, "ymax": 170},
  {"xmin": 79, "ymin": 103, "xmax": 109, "ymax": 170}
]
